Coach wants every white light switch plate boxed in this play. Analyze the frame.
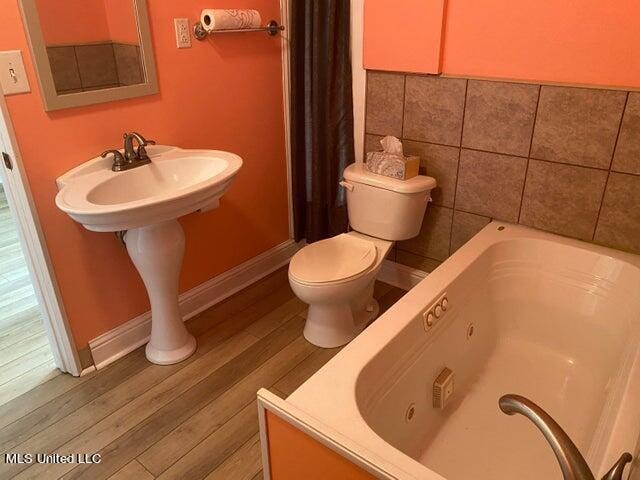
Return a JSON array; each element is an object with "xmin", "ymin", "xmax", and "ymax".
[
  {"xmin": 0, "ymin": 50, "xmax": 30, "ymax": 95},
  {"xmin": 174, "ymin": 18, "xmax": 192, "ymax": 48}
]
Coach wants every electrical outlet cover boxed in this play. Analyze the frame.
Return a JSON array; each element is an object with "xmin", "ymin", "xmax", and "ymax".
[{"xmin": 174, "ymin": 18, "xmax": 192, "ymax": 48}]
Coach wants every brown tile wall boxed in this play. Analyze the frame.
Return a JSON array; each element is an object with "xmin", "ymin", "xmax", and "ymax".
[
  {"xmin": 365, "ymin": 72, "xmax": 640, "ymax": 271},
  {"xmin": 47, "ymin": 42, "xmax": 143, "ymax": 94}
]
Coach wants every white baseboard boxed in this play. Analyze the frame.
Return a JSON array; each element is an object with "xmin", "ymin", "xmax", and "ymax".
[
  {"xmin": 80, "ymin": 365, "xmax": 96, "ymax": 377},
  {"xmin": 89, "ymin": 239, "xmax": 301, "ymax": 370},
  {"xmin": 378, "ymin": 259, "xmax": 428, "ymax": 291}
]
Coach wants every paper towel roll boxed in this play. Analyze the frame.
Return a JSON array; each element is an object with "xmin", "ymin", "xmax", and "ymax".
[{"xmin": 200, "ymin": 9, "xmax": 262, "ymax": 31}]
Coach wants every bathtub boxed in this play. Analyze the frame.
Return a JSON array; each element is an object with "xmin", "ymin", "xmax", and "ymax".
[{"xmin": 264, "ymin": 223, "xmax": 640, "ymax": 480}]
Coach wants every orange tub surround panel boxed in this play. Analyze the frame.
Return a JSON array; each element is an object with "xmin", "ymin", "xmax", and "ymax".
[
  {"xmin": 258, "ymin": 390, "xmax": 378, "ymax": 480},
  {"xmin": 363, "ymin": 0, "xmax": 446, "ymax": 74},
  {"xmin": 364, "ymin": 0, "xmax": 640, "ymax": 88}
]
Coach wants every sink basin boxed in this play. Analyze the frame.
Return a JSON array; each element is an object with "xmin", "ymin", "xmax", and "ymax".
[
  {"xmin": 55, "ymin": 145, "xmax": 242, "ymax": 366},
  {"xmin": 56, "ymin": 145, "xmax": 242, "ymax": 232}
]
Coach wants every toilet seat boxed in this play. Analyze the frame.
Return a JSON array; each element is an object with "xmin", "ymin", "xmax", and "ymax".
[{"xmin": 289, "ymin": 234, "xmax": 377, "ymax": 286}]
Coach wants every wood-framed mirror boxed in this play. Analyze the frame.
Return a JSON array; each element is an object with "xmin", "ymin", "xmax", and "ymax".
[{"xmin": 18, "ymin": 0, "xmax": 159, "ymax": 111}]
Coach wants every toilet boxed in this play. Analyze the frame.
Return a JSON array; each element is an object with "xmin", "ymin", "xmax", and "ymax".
[{"xmin": 289, "ymin": 163, "xmax": 436, "ymax": 348}]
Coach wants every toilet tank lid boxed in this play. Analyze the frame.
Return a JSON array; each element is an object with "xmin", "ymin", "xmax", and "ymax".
[{"xmin": 343, "ymin": 163, "xmax": 436, "ymax": 194}]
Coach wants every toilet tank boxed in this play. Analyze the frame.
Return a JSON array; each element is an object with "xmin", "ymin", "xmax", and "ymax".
[{"xmin": 342, "ymin": 163, "xmax": 436, "ymax": 241}]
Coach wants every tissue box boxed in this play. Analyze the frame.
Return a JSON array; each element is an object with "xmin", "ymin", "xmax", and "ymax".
[{"xmin": 365, "ymin": 152, "xmax": 420, "ymax": 180}]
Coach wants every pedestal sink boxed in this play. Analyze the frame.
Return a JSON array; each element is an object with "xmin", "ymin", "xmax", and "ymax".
[{"xmin": 55, "ymin": 145, "xmax": 242, "ymax": 364}]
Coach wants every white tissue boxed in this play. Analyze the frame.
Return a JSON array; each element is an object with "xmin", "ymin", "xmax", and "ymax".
[
  {"xmin": 380, "ymin": 135, "xmax": 403, "ymax": 155},
  {"xmin": 200, "ymin": 9, "xmax": 262, "ymax": 32},
  {"xmin": 366, "ymin": 136, "xmax": 409, "ymax": 179}
]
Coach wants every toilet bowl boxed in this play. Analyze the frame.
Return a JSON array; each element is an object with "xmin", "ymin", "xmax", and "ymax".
[
  {"xmin": 289, "ymin": 163, "xmax": 436, "ymax": 348},
  {"xmin": 289, "ymin": 232, "xmax": 392, "ymax": 348}
]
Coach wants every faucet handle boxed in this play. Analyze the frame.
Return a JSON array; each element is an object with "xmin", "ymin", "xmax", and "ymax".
[
  {"xmin": 129, "ymin": 132, "xmax": 155, "ymax": 161},
  {"xmin": 138, "ymin": 139, "xmax": 156, "ymax": 159},
  {"xmin": 130, "ymin": 132, "xmax": 155, "ymax": 146},
  {"xmin": 137, "ymin": 144, "xmax": 152, "ymax": 161},
  {"xmin": 101, "ymin": 150, "xmax": 127, "ymax": 172}
]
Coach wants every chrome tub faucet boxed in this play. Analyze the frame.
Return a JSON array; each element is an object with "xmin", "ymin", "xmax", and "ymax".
[{"xmin": 499, "ymin": 394, "xmax": 632, "ymax": 480}]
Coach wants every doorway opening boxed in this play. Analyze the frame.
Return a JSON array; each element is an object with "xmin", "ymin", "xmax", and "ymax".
[
  {"xmin": 0, "ymin": 181, "xmax": 58, "ymax": 405},
  {"xmin": 0, "ymin": 93, "xmax": 82, "ymax": 404}
]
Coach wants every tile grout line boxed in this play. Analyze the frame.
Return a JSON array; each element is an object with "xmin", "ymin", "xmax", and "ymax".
[
  {"xmin": 606, "ymin": 91, "xmax": 629, "ymax": 172},
  {"xmin": 361, "ymin": 133, "xmax": 640, "ymax": 178},
  {"xmin": 591, "ymin": 91, "xmax": 629, "ymax": 241},
  {"xmin": 400, "ymin": 74, "xmax": 408, "ymax": 138},
  {"xmin": 396, "ymin": 73, "xmax": 408, "ymax": 264},
  {"xmin": 366, "ymin": 69, "xmax": 640, "ymax": 94},
  {"xmin": 448, "ymin": 79, "xmax": 469, "ymax": 256},
  {"xmin": 362, "ymin": 71, "xmax": 369, "ymax": 160},
  {"xmin": 524, "ymin": 155, "xmax": 635, "ymax": 174},
  {"xmin": 517, "ymin": 85, "xmax": 542, "ymax": 223}
]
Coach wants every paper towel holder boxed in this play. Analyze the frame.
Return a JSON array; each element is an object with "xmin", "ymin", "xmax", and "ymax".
[{"xmin": 193, "ymin": 19, "xmax": 284, "ymax": 40}]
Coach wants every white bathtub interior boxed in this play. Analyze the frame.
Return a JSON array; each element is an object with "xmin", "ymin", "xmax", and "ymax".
[{"xmin": 355, "ymin": 237, "xmax": 640, "ymax": 480}]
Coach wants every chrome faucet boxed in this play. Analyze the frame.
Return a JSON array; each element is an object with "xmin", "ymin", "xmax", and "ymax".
[{"xmin": 499, "ymin": 394, "xmax": 632, "ymax": 480}]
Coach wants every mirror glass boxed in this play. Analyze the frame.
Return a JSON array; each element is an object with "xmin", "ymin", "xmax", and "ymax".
[{"xmin": 35, "ymin": 0, "xmax": 145, "ymax": 94}]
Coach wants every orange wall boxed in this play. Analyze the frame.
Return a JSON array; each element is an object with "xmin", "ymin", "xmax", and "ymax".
[
  {"xmin": 0, "ymin": 0, "xmax": 289, "ymax": 348},
  {"xmin": 104, "ymin": 0, "xmax": 139, "ymax": 44},
  {"xmin": 364, "ymin": 0, "xmax": 640, "ymax": 88},
  {"xmin": 36, "ymin": 0, "xmax": 139, "ymax": 45},
  {"xmin": 36, "ymin": 0, "xmax": 111, "ymax": 44},
  {"xmin": 266, "ymin": 412, "xmax": 376, "ymax": 479},
  {"xmin": 363, "ymin": 0, "xmax": 445, "ymax": 74}
]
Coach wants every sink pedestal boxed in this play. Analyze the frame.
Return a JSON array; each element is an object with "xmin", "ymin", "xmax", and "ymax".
[{"xmin": 125, "ymin": 220, "xmax": 196, "ymax": 365}]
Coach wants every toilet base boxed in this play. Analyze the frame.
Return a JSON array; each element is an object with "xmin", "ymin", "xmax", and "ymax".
[{"xmin": 303, "ymin": 298, "xmax": 380, "ymax": 349}]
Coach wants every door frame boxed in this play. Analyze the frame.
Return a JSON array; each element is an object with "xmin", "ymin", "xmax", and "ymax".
[{"xmin": 0, "ymin": 93, "xmax": 82, "ymax": 376}]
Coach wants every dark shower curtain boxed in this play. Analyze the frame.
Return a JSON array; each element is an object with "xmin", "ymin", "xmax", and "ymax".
[{"xmin": 290, "ymin": 0, "xmax": 355, "ymax": 243}]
